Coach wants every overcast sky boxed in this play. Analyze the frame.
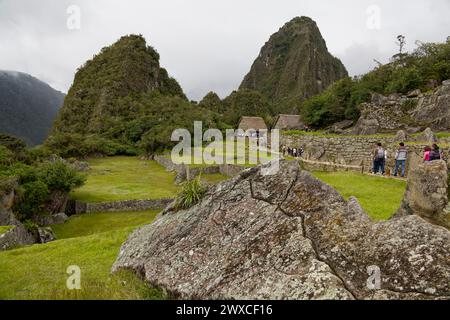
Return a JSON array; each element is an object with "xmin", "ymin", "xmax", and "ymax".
[{"xmin": 1, "ymin": 0, "xmax": 449, "ymax": 100}]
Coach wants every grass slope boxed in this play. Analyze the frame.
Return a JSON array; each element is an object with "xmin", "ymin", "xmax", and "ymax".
[
  {"xmin": 0, "ymin": 226, "xmax": 13, "ymax": 236},
  {"xmin": 52, "ymin": 210, "xmax": 159, "ymax": 240},
  {"xmin": 71, "ymin": 157, "xmax": 179, "ymax": 202},
  {"xmin": 201, "ymin": 173, "xmax": 229, "ymax": 184},
  {"xmin": 313, "ymin": 172, "xmax": 406, "ymax": 220},
  {"xmin": 0, "ymin": 211, "xmax": 163, "ymax": 300},
  {"xmin": 170, "ymin": 141, "xmax": 277, "ymax": 169}
]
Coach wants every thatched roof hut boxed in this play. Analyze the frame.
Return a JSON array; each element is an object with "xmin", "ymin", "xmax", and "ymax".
[
  {"xmin": 274, "ymin": 114, "xmax": 305, "ymax": 130},
  {"xmin": 237, "ymin": 117, "xmax": 268, "ymax": 137},
  {"xmin": 238, "ymin": 116, "xmax": 268, "ymax": 131}
]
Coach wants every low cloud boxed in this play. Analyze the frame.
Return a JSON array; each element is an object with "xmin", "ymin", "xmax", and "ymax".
[{"xmin": 0, "ymin": 0, "xmax": 449, "ymax": 100}]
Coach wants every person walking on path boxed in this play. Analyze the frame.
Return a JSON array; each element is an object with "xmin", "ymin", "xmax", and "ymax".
[
  {"xmin": 393, "ymin": 143, "xmax": 408, "ymax": 177},
  {"xmin": 372, "ymin": 143, "xmax": 386, "ymax": 175}
]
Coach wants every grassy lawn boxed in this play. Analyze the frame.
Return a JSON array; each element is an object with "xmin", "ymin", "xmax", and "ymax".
[
  {"xmin": 313, "ymin": 172, "xmax": 407, "ymax": 221},
  {"xmin": 201, "ymin": 173, "xmax": 229, "ymax": 184},
  {"xmin": 52, "ymin": 210, "xmax": 159, "ymax": 240},
  {"xmin": 0, "ymin": 211, "xmax": 163, "ymax": 300},
  {"xmin": 71, "ymin": 157, "xmax": 179, "ymax": 203},
  {"xmin": 0, "ymin": 226, "xmax": 14, "ymax": 236},
  {"xmin": 170, "ymin": 141, "xmax": 277, "ymax": 168},
  {"xmin": 282, "ymin": 130, "xmax": 395, "ymax": 139}
]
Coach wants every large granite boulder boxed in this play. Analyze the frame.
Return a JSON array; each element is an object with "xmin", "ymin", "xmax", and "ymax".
[
  {"xmin": 33, "ymin": 212, "xmax": 69, "ymax": 226},
  {"xmin": 36, "ymin": 227, "xmax": 56, "ymax": 244},
  {"xmin": 395, "ymin": 130, "xmax": 408, "ymax": 142},
  {"xmin": 0, "ymin": 180, "xmax": 35, "ymax": 250},
  {"xmin": 113, "ymin": 161, "xmax": 450, "ymax": 300},
  {"xmin": 351, "ymin": 118, "xmax": 380, "ymax": 135},
  {"xmin": 396, "ymin": 160, "xmax": 449, "ymax": 228},
  {"xmin": 415, "ymin": 128, "xmax": 438, "ymax": 144},
  {"xmin": 303, "ymin": 144, "xmax": 325, "ymax": 161},
  {"xmin": 411, "ymin": 80, "xmax": 450, "ymax": 131}
]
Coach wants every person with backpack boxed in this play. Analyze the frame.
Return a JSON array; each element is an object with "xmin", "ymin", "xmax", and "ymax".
[
  {"xmin": 393, "ymin": 143, "xmax": 408, "ymax": 177},
  {"xmin": 429, "ymin": 144, "xmax": 442, "ymax": 161},
  {"xmin": 372, "ymin": 143, "xmax": 386, "ymax": 175}
]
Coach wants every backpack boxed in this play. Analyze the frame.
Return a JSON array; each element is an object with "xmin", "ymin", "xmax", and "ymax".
[
  {"xmin": 376, "ymin": 148, "xmax": 385, "ymax": 159},
  {"xmin": 429, "ymin": 150, "xmax": 441, "ymax": 161}
]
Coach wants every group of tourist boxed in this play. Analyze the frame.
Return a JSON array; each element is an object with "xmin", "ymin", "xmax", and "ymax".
[
  {"xmin": 281, "ymin": 145, "xmax": 304, "ymax": 158},
  {"xmin": 372, "ymin": 142, "xmax": 444, "ymax": 177}
]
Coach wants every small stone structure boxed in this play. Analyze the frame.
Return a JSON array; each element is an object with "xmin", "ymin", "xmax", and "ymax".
[
  {"xmin": 281, "ymin": 129, "xmax": 447, "ymax": 173},
  {"xmin": 299, "ymin": 158, "xmax": 364, "ymax": 173}
]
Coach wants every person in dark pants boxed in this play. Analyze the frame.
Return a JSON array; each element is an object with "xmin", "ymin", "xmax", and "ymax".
[
  {"xmin": 393, "ymin": 143, "xmax": 408, "ymax": 177},
  {"xmin": 372, "ymin": 143, "xmax": 386, "ymax": 175}
]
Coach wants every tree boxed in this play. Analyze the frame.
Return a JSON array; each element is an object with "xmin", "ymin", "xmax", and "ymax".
[{"xmin": 397, "ymin": 35, "xmax": 406, "ymax": 55}]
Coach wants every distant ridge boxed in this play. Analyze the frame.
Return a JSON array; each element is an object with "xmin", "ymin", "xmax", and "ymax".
[{"xmin": 0, "ymin": 70, "xmax": 65, "ymax": 146}]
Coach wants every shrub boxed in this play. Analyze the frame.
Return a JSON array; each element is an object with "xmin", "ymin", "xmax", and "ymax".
[
  {"xmin": 24, "ymin": 146, "xmax": 52, "ymax": 164},
  {"xmin": 38, "ymin": 160, "xmax": 86, "ymax": 192},
  {"xmin": 176, "ymin": 177, "xmax": 207, "ymax": 210},
  {"xmin": 0, "ymin": 146, "xmax": 14, "ymax": 166},
  {"xmin": 301, "ymin": 40, "xmax": 450, "ymax": 128},
  {"xmin": 22, "ymin": 220, "xmax": 39, "ymax": 234},
  {"xmin": 14, "ymin": 180, "xmax": 49, "ymax": 219},
  {"xmin": 401, "ymin": 99, "xmax": 419, "ymax": 112}
]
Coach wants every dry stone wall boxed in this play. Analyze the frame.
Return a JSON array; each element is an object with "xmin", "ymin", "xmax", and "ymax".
[
  {"xmin": 281, "ymin": 134, "xmax": 436, "ymax": 173},
  {"xmin": 66, "ymin": 198, "xmax": 173, "ymax": 215}
]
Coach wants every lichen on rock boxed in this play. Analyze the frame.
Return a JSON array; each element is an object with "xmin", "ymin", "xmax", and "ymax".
[{"xmin": 112, "ymin": 161, "xmax": 450, "ymax": 300}]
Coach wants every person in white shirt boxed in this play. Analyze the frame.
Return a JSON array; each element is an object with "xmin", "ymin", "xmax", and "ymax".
[{"xmin": 393, "ymin": 142, "xmax": 408, "ymax": 177}]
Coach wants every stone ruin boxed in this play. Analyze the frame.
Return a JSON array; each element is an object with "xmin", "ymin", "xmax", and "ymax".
[
  {"xmin": 351, "ymin": 80, "xmax": 450, "ymax": 135},
  {"xmin": 113, "ymin": 160, "xmax": 450, "ymax": 300}
]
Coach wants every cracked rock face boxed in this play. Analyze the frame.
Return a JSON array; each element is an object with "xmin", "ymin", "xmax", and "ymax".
[{"xmin": 112, "ymin": 161, "xmax": 450, "ymax": 300}]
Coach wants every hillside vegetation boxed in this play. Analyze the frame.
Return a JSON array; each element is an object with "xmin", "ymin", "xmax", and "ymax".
[
  {"xmin": 302, "ymin": 40, "xmax": 450, "ymax": 128},
  {"xmin": 0, "ymin": 134, "xmax": 85, "ymax": 222},
  {"xmin": 47, "ymin": 35, "xmax": 227, "ymax": 158},
  {"xmin": 240, "ymin": 16, "xmax": 348, "ymax": 114}
]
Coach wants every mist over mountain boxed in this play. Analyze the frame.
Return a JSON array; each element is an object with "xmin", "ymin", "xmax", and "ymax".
[{"xmin": 0, "ymin": 71, "xmax": 65, "ymax": 146}]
